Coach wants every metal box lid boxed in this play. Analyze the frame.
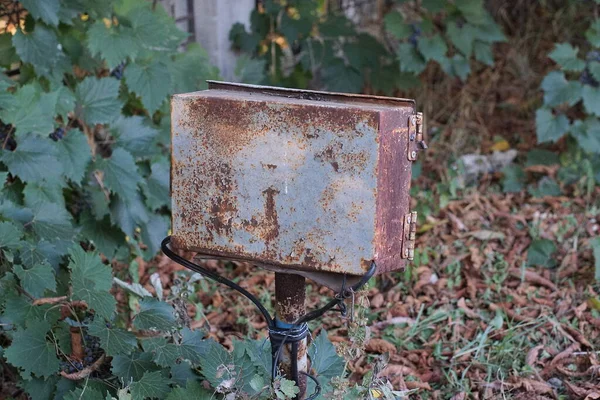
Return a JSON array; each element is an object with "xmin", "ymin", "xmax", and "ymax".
[{"xmin": 171, "ymin": 81, "xmax": 422, "ymax": 280}]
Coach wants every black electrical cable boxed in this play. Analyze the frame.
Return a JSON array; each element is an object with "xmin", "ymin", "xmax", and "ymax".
[{"xmin": 161, "ymin": 236, "xmax": 376, "ymax": 400}]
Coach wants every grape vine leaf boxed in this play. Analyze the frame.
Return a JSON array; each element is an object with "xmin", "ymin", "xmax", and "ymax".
[
  {"xmin": 501, "ymin": 165, "xmax": 525, "ymax": 193},
  {"xmin": 166, "ymin": 380, "xmax": 213, "ymax": 400},
  {"xmin": 0, "ymin": 33, "xmax": 18, "ymax": 67},
  {"xmin": 1, "ymin": 134, "xmax": 62, "ymax": 183},
  {"xmin": 13, "ymin": 263, "xmax": 56, "ymax": 298},
  {"xmin": 112, "ymin": 352, "xmax": 160, "ymax": 383},
  {"xmin": 535, "ymin": 108, "xmax": 570, "ymax": 143},
  {"xmin": 276, "ymin": 378, "xmax": 300, "ymax": 399},
  {"xmin": 447, "ymin": 22, "xmax": 474, "ymax": 57},
  {"xmin": 110, "ymin": 192, "xmax": 149, "ymax": 237},
  {"xmin": 141, "ymin": 161, "xmax": 170, "ymax": 211},
  {"xmin": 570, "ymin": 118, "xmax": 600, "ymax": 153},
  {"xmin": 451, "ymin": 54, "xmax": 471, "ymax": 81},
  {"xmin": 384, "ymin": 12, "xmax": 411, "ymax": 39},
  {"xmin": 4, "ymin": 319, "xmax": 60, "ymax": 378},
  {"xmin": 321, "ymin": 59, "xmax": 362, "ymax": 93},
  {"xmin": 20, "ymin": 0, "xmax": 60, "ymax": 26},
  {"xmin": 473, "ymin": 41, "xmax": 494, "ymax": 66},
  {"xmin": 88, "ymin": 319, "xmax": 137, "ymax": 357},
  {"xmin": 133, "ymin": 298, "xmax": 176, "ymax": 331},
  {"xmin": 170, "ymin": 360, "xmax": 197, "ymax": 387},
  {"xmin": 87, "ymin": 22, "xmax": 139, "ymax": 70},
  {"xmin": 541, "ymin": 71, "xmax": 582, "ymax": 107},
  {"xmin": 23, "ymin": 182, "xmax": 65, "ymax": 209},
  {"xmin": 75, "ymin": 77, "xmax": 123, "ymax": 125},
  {"xmin": 95, "ymin": 148, "xmax": 142, "ymax": 204},
  {"xmin": 140, "ymin": 214, "xmax": 169, "ymax": 257},
  {"xmin": 56, "ymin": 130, "xmax": 92, "ymax": 184},
  {"xmin": 22, "ymin": 376, "xmax": 59, "ymax": 400},
  {"xmin": 527, "ymin": 239, "xmax": 557, "ymax": 268},
  {"xmin": 68, "ymin": 246, "xmax": 116, "ymax": 319},
  {"xmin": 2, "ymin": 291, "xmax": 58, "ymax": 328},
  {"xmin": 0, "ymin": 221, "xmax": 24, "ymax": 249},
  {"xmin": 141, "ymin": 337, "xmax": 180, "ymax": 367},
  {"xmin": 417, "ymin": 34, "xmax": 447, "ymax": 63},
  {"xmin": 455, "ymin": 0, "xmax": 487, "ymax": 24},
  {"xmin": 12, "ymin": 25, "xmax": 60, "ymax": 76},
  {"xmin": 308, "ymin": 330, "xmax": 344, "ymax": 380},
  {"xmin": 111, "ymin": 116, "xmax": 159, "ymax": 159},
  {"xmin": 130, "ymin": 371, "xmax": 171, "ymax": 400},
  {"xmin": 178, "ymin": 328, "xmax": 210, "ymax": 365},
  {"xmin": 549, "ymin": 43, "xmax": 586, "ymax": 72},
  {"xmin": 528, "ymin": 176, "xmax": 561, "ymax": 198},
  {"xmin": 199, "ymin": 339, "xmax": 235, "ymax": 389},
  {"xmin": 169, "ymin": 43, "xmax": 219, "ymax": 93},
  {"xmin": 29, "ymin": 202, "xmax": 74, "ymax": 245},
  {"xmin": 124, "ymin": 60, "xmax": 171, "ymax": 113},
  {"xmin": 582, "ymin": 85, "xmax": 600, "ymax": 116},
  {"xmin": 80, "ymin": 213, "xmax": 124, "ymax": 258},
  {"xmin": 397, "ymin": 43, "xmax": 427, "ymax": 74},
  {"xmin": 0, "ymin": 85, "xmax": 58, "ymax": 138},
  {"xmin": 64, "ymin": 387, "xmax": 106, "ymax": 400}
]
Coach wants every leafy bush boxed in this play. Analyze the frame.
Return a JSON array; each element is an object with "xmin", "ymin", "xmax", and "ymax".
[
  {"xmin": 536, "ymin": 17, "xmax": 600, "ymax": 186},
  {"xmin": 230, "ymin": 0, "xmax": 504, "ymax": 94}
]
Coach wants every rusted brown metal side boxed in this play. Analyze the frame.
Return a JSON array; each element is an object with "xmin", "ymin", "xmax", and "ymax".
[{"xmin": 373, "ymin": 107, "xmax": 416, "ymax": 274}]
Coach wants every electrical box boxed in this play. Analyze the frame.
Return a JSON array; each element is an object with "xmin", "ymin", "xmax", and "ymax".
[{"xmin": 170, "ymin": 81, "xmax": 424, "ymax": 285}]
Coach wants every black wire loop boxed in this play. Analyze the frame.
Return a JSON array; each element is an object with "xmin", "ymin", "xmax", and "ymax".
[{"xmin": 161, "ymin": 236, "xmax": 376, "ymax": 400}]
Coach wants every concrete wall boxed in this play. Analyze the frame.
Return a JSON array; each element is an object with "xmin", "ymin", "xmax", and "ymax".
[{"xmin": 160, "ymin": 0, "xmax": 255, "ymax": 81}]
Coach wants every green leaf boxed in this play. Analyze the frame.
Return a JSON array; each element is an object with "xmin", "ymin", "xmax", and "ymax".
[
  {"xmin": 450, "ymin": 54, "xmax": 471, "ymax": 81},
  {"xmin": 130, "ymin": 371, "xmax": 171, "ymax": 400},
  {"xmin": 169, "ymin": 43, "xmax": 219, "ymax": 93},
  {"xmin": 24, "ymin": 182, "xmax": 65, "ymax": 209},
  {"xmin": 526, "ymin": 149, "xmax": 560, "ymax": 166},
  {"xmin": 321, "ymin": 59, "xmax": 363, "ymax": 93},
  {"xmin": 234, "ymin": 55, "xmax": 266, "ymax": 85},
  {"xmin": 166, "ymin": 381, "xmax": 212, "ymax": 400},
  {"xmin": 141, "ymin": 161, "xmax": 170, "ymax": 210},
  {"xmin": 141, "ymin": 337, "xmax": 179, "ymax": 367},
  {"xmin": 110, "ymin": 192, "xmax": 149, "ymax": 237},
  {"xmin": 549, "ymin": 43, "xmax": 586, "ymax": 72},
  {"xmin": 501, "ymin": 165, "xmax": 525, "ymax": 193},
  {"xmin": 591, "ymin": 237, "xmax": 600, "ymax": 281},
  {"xmin": 12, "ymin": 25, "xmax": 60, "ymax": 76},
  {"xmin": 540, "ymin": 71, "xmax": 582, "ymax": 107},
  {"xmin": 29, "ymin": 202, "xmax": 74, "ymax": 244},
  {"xmin": 527, "ymin": 239, "xmax": 557, "ymax": 268},
  {"xmin": 87, "ymin": 22, "xmax": 139, "ymax": 70},
  {"xmin": 571, "ymin": 118, "xmax": 600, "ymax": 153},
  {"xmin": 308, "ymin": 330, "xmax": 344, "ymax": 380},
  {"xmin": 422, "ymin": 0, "xmax": 446, "ymax": 12},
  {"xmin": 0, "ymin": 33, "xmax": 19, "ymax": 67},
  {"xmin": 140, "ymin": 214, "xmax": 169, "ymax": 257},
  {"xmin": 56, "ymin": 130, "xmax": 92, "ymax": 183},
  {"xmin": 582, "ymin": 85, "xmax": 600, "ymax": 116},
  {"xmin": 1, "ymin": 134, "xmax": 62, "ymax": 183},
  {"xmin": 178, "ymin": 328, "xmax": 209, "ymax": 365},
  {"xmin": 80, "ymin": 213, "xmax": 124, "ymax": 258},
  {"xmin": 0, "ymin": 221, "xmax": 24, "ymax": 249},
  {"xmin": 170, "ymin": 361, "xmax": 197, "ymax": 387},
  {"xmin": 111, "ymin": 117, "xmax": 159, "ymax": 159},
  {"xmin": 21, "ymin": 376, "xmax": 59, "ymax": 400},
  {"xmin": 20, "ymin": 0, "xmax": 60, "ymax": 26},
  {"xmin": 4, "ymin": 319, "xmax": 60, "ymax": 378},
  {"xmin": 447, "ymin": 22, "xmax": 474, "ymax": 57},
  {"xmin": 455, "ymin": 0, "xmax": 486, "ymax": 24},
  {"xmin": 473, "ymin": 41, "xmax": 494, "ymax": 66},
  {"xmin": 528, "ymin": 177, "xmax": 561, "ymax": 198},
  {"xmin": 133, "ymin": 298, "xmax": 176, "ymax": 331},
  {"xmin": 535, "ymin": 108, "xmax": 569, "ymax": 143},
  {"xmin": 13, "ymin": 263, "xmax": 56, "ymax": 298},
  {"xmin": 68, "ymin": 246, "xmax": 116, "ymax": 319},
  {"xmin": 112, "ymin": 352, "xmax": 159, "ymax": 383},
  {"xmin": 0, "ymin": 85, "xmax": 58, "ymax": 137},
  {"xmin": 88, "ymin": 318, "xmax": 137, "ymax": 357},
  {"xmin": 199, "ymin": 339, "xmax": 235, "ymax": 389},
  {"xmin": 397, "ymin": 43, "xmax": 426, "ymax": 74},
  {"xmin": 64, "ymin": 387, "xmax": 106, "ymax": 400},
  {"xmin": 2, "ymin": 291, "xmax": 59, "ymax": 328},
  {"xmin": 417, "ymin": 34, "xmax": 447, "ymax": 63},
  {"xmin": 75, "ymin": 77, "xmax": 123, "ymax": 125},
  {"xmin": 384, "ymin": 12, "xmax": 411, "ymax": 39},
  {"xmin": 586, "ymin": 20, "xmax": 600, "ymax": 48},
  {"xmin": 589, "ymin": 62, "xmax": 600, "ymax": 82},
  {"xmin": 124, "ymin": 59, "xmax": 171, "ymax": 113},
  {"xmin": 95, "ymin": 148, "xmax": 142, "ymax": 204}
]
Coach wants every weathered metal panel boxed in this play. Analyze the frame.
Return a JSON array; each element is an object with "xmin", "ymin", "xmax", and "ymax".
[{"xmin": 171, "ymin": 81, "xmax": 417, "ymax": 276}]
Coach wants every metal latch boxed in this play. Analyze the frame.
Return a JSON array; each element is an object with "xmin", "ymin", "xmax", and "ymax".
[
  {"xmin": 407, "ymin": 112, "xmax": 427, "ymax": 161},
  {"xmin": 401, "ymin": 211, "xmax": 417, "ymax": 260}
]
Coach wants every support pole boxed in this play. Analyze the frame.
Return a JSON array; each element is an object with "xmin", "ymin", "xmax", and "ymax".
[{"xmin": 274, "ymin": 273, "xmax": 308, "ymax": 399}]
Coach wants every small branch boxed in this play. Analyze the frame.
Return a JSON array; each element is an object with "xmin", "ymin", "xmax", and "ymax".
[
  {"xmin": 60, "ymin": 355, "xmax": 106, "ymax": 381},
  {"xmin": 32, "ymin": 296, "xmax": 87, "ymax": 308},
  {"xmin": 71, "ymin": 327, "xmax": 84, "ymax": 360}
]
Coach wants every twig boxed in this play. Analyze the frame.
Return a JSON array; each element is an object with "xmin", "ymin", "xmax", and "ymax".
[{"xmin": 60, "ymin": 355, "xmax": 106, "ymax": 381}]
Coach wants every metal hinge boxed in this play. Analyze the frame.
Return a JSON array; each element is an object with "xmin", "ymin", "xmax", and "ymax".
[
  {"xmin": 407, "ymin": 112, "xmax": 427, "ymax": 161},
  {"xmin": 401, "ymin": 211, "xmax": 417, "ymax": 260}
]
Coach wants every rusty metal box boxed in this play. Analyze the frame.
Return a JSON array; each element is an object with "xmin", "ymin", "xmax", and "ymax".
[{"xmin": 170, "ymin": 81, "xmax": 422, "ymax": 279}]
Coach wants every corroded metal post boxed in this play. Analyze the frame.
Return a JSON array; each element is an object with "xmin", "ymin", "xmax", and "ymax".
[{"xmin": 274, "ymin": 273, "xmax": 307, "ymax": 399}]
